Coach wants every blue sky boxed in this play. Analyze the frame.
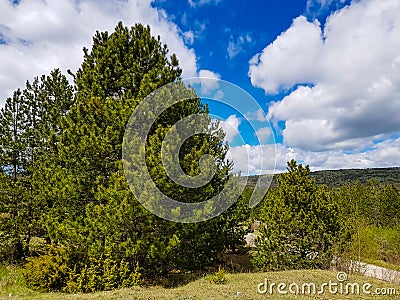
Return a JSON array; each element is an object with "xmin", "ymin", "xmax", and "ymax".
[{"xmin": 0, "ymin": 0, "xmax": 400, "ymax": 173}]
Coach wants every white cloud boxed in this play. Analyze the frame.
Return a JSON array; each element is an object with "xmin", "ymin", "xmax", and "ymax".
[
  {"xmin": 287, "ymin": 137, "xmax": 400, "ymax": 172},
  {"xmin": 183, "ymin": 30, "xmax": 195, "ymax": 45},
  {"xmin": 198, "ymin": 69, "xmax": 221, "ymax": 94},
  {"xmin": 227, "ymin": 33, "xmax": 252, "ymax": 59},
  {"xmin": 228, "ymin": 144, "xmax": 276, "ymax": 175},
  {"xmin": 188, "ymin": 0, "xmax": 221, "ymax": 8},
  {"xmin": 249, "ymin": 16, "xmax": 323, "ymax": 94},
  {"xmin": 230, "ymin": 137, "xmax": 400, "ymax": 175},
  {"xmin": 193, "ymin": 21, "xmax": 207, "ymax": 38},
  {"xmin": 227, "ymin": 41, "xmax": 240, "ymax": 59},
  {"xmin": 255, "ymin": 127, "xmax": 271, "ymax": 144},
  {"xmin": 214, "ymin": 90, "xmax": 224, "ymax": 100},
  {"xmin": 0, "ymin": 0, "xmax": 199, "ymax": 106},
  {"xmin": 306, "ymin": 0, "xmax": 334, "ymax": 10},
  {"xmin": 249, "ymin": 0, "xmax": 400, "ymax": 153},
  {"xmin": 219, "ymin": 114, "xmax": 241, "ymax": 143},
  {"xmin": 244, "ymin": 109, "xmax": 268, "ymax": 122}
]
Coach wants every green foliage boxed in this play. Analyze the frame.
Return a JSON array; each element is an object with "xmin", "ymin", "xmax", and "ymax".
[
  {"xmin": 23, "ymin": 246, "xmax": 141, "ymax": 293},
  {"xmin": 253, "ymin": 160, "xmax": 341, "ymax": 271},
  {"xmin": 23, "ymin": 248, "xmax": 69, "ymax": 292},
  {"xmin": 374, "ymin": 183, "xmax": 400, "ymax": 227},
  {"xmin": 332, "ymin": 179, "xmax": 400, "ymax": 267},
  {"xmin": 0, "ymin": 69, "xmax": 74, "ymax": 262},
  {"xmin": 64, "ymin": 254, "xmax": 141, "ymax": 293},
  {"xmin": 0, "ymin": 21, "xmax": 247, "ymax": 293},
  {"xmin": 206, "ymin": 267, "xmax": 227, "ymax": 284},
  {"xmin": 0, "ymin": 173, "xmax": 27, "ymax": 262},
  {"xmin": 332, "ymin": 223, "xmax": 400, "ymax": 273},
  {"xmin": 373, "ymin": 225, "xmax": 400, "ymax": 264},
  {"xmin": 2, "ymin": 17, "xmax": 398, "ymax": 293},
  {"xmin": 76, "ymin": 22, "xmax": 181, "ymax": 101}
]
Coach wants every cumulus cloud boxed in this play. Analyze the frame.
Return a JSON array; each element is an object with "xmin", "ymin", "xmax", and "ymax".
[
  {"xmin": 249, "ymin": 16, "xmax": 324, "ymax": 94},
  {"xmin": 244, "ymin": 109, "xmax": 268, "ymax": 122},
  {"xmin": 228, "ymin": 144, "xmax": 276, "ymax": 175},
  {"xmin": 255, "ymin": 127, "xmax": 272, "ymax": 143},
  {"xmin": 0, "ymin": 0, "xmax": 199, "ymax": 106},
  {"xmin": 229, "ymin": 137, "xmax": 400, "ymax": 175},
  {"xmin": 198, "ymin": 69, "xmax": 221, "ymax": 94},
  {"xmin": 285, "ymin": 136, "xmax": 400, "ymax": 172},
  {"xmin": 249, "ymin": 0, "xmax": 400, "ymax": 152},
  {"xmin": 219, "ymin": 114, "xmax": 241, "ymax": 143}
]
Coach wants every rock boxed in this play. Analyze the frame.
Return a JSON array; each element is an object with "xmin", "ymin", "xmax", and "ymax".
[{"xmin": 244, "ymin": 233, "xmax": 257, "ymax": 248}]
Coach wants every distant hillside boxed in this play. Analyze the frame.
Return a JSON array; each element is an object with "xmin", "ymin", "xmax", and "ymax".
[{"xmin": 245, "ymin": 167, "xmax": 400, "ymax": 190}]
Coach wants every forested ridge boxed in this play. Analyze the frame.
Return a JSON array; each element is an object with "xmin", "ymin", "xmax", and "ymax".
[{"xmin": 247, "ymin": 167, "xmax": 400, "ymax": 189}]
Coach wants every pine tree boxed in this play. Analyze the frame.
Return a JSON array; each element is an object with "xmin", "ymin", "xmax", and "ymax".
[
  {"xmin": 0, "ymin": 89, "xmax": 32, "ymax": 261},
  {"xmin": 0, "ymin": 69, "xmax": 74, "ymax": 262},
  {"xmin": 253, "ymin": 160, "xmax": 340, "ymax": 271},
  {"xmin": 0, "ymin": 89, "xmax": 27, "ymax": 181},
  {"xmin": 378, "ymin": 184, "xmax": 400, "ymax": 227},
  {"xmin": 32, "ymin": 22, "xmax": 245, "ymax": 291},
  {"xmin": 49, "ymin": 22, "xmax": 182, "ymax": 213}
]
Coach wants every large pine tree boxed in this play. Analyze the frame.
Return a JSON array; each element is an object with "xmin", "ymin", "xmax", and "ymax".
[{"xmin": 22, "ymin": 22, "xmax": 248, "ymax": 292}]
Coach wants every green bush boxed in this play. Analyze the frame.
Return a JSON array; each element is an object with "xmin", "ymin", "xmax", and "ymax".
[
  {"xmin": 23, "ymin": 248, "xmax": 69, "ymax": 292},
  {"xmin": 206, "ymin": 267, "xmax": 227, "ymax": 284},
  {"xmin": 65, "ymin": 254, "xmax": 141, "ymax": 293},
  {"xmin": 23, "ymin": 248, "xmax": 141, "ymax": 293},
  {"xmin": 346, "ymin": 225, "xmax": 400, "ymax": 265}
]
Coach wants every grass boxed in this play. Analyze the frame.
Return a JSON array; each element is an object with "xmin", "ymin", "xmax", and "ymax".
[
  {"xmin": 0, "ymin": 265, "xmax": 39, "ymax": 299},
  {"xmin": 1, "ymin": 265, "xmax": 400, "ymax": 299}
]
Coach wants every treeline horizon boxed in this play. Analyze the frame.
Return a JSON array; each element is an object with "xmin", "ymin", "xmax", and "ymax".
[{"xmin": 246, "ymin": 166, "xmax": 400, "ymax": 190}]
